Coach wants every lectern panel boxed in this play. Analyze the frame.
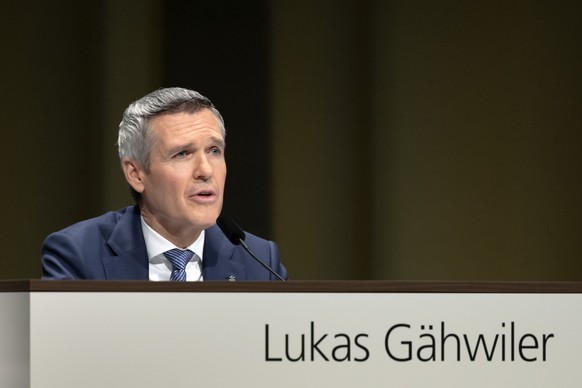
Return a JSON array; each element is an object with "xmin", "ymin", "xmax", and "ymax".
[
  {"xmin": 26, "ymin": 292, "xmax": 582, "ymax": 388},
  {"xmin": 0, "ymin": 293, "xmax": 29, "ymax": 388}
]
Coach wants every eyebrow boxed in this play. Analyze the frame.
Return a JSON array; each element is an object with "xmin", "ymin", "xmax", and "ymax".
[
  {"xmin": 167, "ymin": 143, "xmax": 192, "ymax": 156},
  {"xmin": 209, "ymin": 136, "xmax": 226, "ymax": 149},
  {"xmin": 167, "ymin": 137, "xmax": 226, "ymax": 156}
]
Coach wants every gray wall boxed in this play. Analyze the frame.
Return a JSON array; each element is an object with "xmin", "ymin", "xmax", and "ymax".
[{"xmin": 1, "ymin": 0, "xmax": 581, "ymax": 280}]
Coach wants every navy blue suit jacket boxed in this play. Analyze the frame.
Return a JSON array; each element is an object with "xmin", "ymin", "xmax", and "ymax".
[{"xmin": 41, "ymin": 206, "xmax": 287, "ymax": 281}]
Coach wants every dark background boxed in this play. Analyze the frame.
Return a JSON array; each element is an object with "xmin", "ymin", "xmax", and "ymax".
[{"xmin": 1, "ymin": 0, "xmax": 581, "ymax": 280}]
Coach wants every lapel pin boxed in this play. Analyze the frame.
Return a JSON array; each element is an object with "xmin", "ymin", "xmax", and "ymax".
[{"xmin": 228, "ymin": 275, "xmax": 236, "ymax": 282}]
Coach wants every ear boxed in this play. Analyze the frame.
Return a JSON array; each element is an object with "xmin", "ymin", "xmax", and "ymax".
[{"xmin": 122, "ymin": 158, "xmax": 146, "ymax": 194}]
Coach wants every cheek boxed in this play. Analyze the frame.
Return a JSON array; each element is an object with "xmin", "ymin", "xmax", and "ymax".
[
  {"xmin": 148, "ymin": 170, "xmax": 188, "ymax": 195},
  {"xmin": 216, "ymin": 164, "xmax": 227, "ymax": 185},
  {"xmin": 163, "ymin": 165, "xmax": 191, "ymax": 181},
  {"xmin": 216, "ymin": 173, "xmax": 227, "ymax": 193}
]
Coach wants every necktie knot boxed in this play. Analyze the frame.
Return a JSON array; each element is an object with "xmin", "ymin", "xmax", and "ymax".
[{"xmin": 163, "ymin": 249, "xmax": 194, "ymax": 281}]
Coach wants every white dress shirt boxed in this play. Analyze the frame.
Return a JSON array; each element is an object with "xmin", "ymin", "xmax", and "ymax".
[{"xmin": 141, "ymin": 217, "xmax": 204, "ymax": 281}]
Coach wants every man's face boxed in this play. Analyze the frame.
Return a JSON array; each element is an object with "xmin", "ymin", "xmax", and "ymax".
[{"xmin": 125, "ymin": 109, "xmax": 226, "ymax": 245}]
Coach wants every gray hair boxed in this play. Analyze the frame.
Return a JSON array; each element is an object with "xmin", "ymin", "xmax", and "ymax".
[
  {"xmin": 118, "ymin": 87, "xmax": 225, "ymax": 171},
  {"xmin": 117, "ymin": 87, "xmax": 225, "ymax": 202}
]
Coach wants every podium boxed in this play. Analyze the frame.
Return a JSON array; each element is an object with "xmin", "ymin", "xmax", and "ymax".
[{"xmin": 2, "ymin": 280, "xmax": 582, "ymax": 388}]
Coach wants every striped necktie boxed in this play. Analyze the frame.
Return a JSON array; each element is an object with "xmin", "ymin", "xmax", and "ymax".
[{"xmin": 163, "ymin": 249, "xmax": 194, "ymax": 281}]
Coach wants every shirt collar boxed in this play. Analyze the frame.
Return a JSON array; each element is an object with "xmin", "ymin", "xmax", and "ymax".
[{"xmin": 141, "ymin": 216, "xmax": 205, "ymax": 263}]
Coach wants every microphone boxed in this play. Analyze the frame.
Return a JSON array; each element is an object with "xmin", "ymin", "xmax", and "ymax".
[{"xmin": 216, "ymin": 215, "xmax": 286, "ymax": 281}]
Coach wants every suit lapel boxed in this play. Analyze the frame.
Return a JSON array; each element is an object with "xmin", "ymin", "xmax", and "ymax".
[
  {"xmin": 99, "ymin": 209, "xmax": 242, "ymax": 281},
  {"xmin": 102, "ymin": 206, "xmax": 149, "ymax": 280},
  {"xmin": 203, "ymin": 225, "xmax": 246, "ymax": 281}
]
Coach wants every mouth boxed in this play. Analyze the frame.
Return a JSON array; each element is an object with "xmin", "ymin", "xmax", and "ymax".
[{"xmin": 189, "ymin": 189, "xmax": 218, "ymax": 203}]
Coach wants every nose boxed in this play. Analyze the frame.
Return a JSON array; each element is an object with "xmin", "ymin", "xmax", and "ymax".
[{"xmin": 193, "ymin": 153, "xmax": 213, "ymax": 181}]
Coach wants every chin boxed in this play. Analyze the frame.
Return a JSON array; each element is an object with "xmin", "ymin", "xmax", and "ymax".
[{"xmin": 194, "ymin": 213, "xmax": 220, "ymax": 230}]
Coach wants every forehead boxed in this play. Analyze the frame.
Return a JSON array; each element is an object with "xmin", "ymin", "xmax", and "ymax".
[{"xmin": 148, "ymin": 109, "xmax": 223, "ymax": 142}]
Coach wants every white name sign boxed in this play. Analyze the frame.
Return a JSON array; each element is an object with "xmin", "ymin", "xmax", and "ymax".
[{"xmin": 1, "ymin": 287, "xmax": 581, "ymax": 387}]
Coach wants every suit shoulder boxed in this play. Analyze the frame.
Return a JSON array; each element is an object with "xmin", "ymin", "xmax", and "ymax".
[
  {"xmin": 242, "ymin": 230, "xmax": 274, "ymax": 245},
  {"xmin": 45, "ymin": 206, "xmax": 137, "ymax": 241}
]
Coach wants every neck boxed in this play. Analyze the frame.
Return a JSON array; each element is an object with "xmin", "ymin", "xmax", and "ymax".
[{"xmin": 141, "ymin": 212, "xmax": 201, "ymax": 249}]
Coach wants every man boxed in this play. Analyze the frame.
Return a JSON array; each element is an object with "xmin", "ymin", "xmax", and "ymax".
[{"xmin": 42, "ymin": 87, "xmax": 287, "ymax": 281}]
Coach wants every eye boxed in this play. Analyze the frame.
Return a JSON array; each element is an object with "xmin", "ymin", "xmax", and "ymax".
[
  {"xmin": 174, "ymin": 150, "xmax": 190, "ymax": 159},
  {"xmin": 209, "ymin": 146, "xmax": 223, "ymax": 156}
]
